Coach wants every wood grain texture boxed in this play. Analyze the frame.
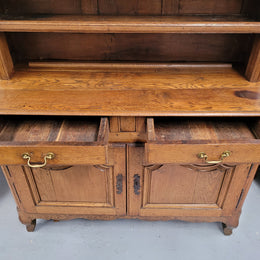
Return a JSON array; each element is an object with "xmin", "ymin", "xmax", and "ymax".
[
  {"xmin": 81, "ymin": 0, "xmax": 98, "ymax": 14},
  {"xmin": 8, "ymin": 33, "xmax": 252, "ymax": 63},
  {"xmin": 1, "ymin": 0, "xmax": 256, "ymax": 17},
  {"xmin": 0, "ymin": 117, "xmax": 101, "ymax": 142},
  {"xmin": 120, "ymin": 117, "xmax": 136, "ymax": 132},
  {"xmin": 0, "ymin": 67, "xmax": 259, "ymax": 116},
  {"xmin": 246, "ymin": 36, "xmax": 260, "ymax": 82},
  {"xmin": 179, "ymin": 0, "xmax": 243, "ymax": 14},
  {"xmin": 162, "ymin": 0, "xmax": 179, "ymax": 15},
  {"xmin": 0, "ymin": 117, "xmax": 109, "ymax": 165},
  {"xmin": 127, "ymin": 145, "xmax": 253, "ymax": 224},
  {"xmin": 4, "ymin": 145, "xmax": 126, "ymax": 217},
  {"xmin": 151, "ymin": 118, "xmax": 256, "ymax": 141},
  {"xmin": 0, "ymin": 145, "xmax": 108, "ymax": 165},
  {"xmin": 98, "ymin": 0, "xmax": 162, "ymax": 15},
  {"xmin": 29, "ymin": 166, "xmax": 112, "ymax": 203},
  {"xmin": 0, "ymin": 33, "xmax": 13, "ymax": 79},
  {"xmin": 1, "ymin": 15, "xmax": 259, "ymax": 33},
  {"xmin": 1, "ymin": 0, "xmax": 82, "ymax": 15},
  {"xmin": 145, "ymin": 117, "xmax": 260, "ymax": 164},
  {"xmin": 145, "ymin": 164, "xmax": 227, "ymax": 204},
  {"xmin": 1, "ymin": 66, "xmax": 252, "ymax": 91}
]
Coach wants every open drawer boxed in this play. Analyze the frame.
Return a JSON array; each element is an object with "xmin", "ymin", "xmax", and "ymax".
[
  {"xmin": 0, "ymin": 116, "xmax": 109, "ymax": 166},
  {"xmin": 145, "ymin": 118, "xmax": 260, "ymax": 164}
]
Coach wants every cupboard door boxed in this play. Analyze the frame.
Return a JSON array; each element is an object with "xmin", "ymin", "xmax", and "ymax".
[
  {"xmin": 2, "ymin": 145, "xmax": 126, "ymax": 217},
  {"xmin": 127, "ymin": 145, "xmax": 255, "ymax": 218}
]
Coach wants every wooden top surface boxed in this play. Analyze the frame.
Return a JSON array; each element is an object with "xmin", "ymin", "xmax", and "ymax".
[
  {"xmin": 0, "ymin": 15, "xmax": 259, "ymax": 34},
  {"xmin": 0, "ymin": 66, "xmax": 259, "ymax": 116}
]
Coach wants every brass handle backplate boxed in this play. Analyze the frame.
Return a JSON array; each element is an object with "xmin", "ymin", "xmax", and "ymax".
[
  {"xmin": 197, "ymin": 151, "xmax": 231, "ymax": 164},
  {"xmin": 116, "ymin": 174, "xmax": 123, "ymax": 194},
  {"xmin": 22, "ymin": 152, "xmax": 55, "ymax": 168}
]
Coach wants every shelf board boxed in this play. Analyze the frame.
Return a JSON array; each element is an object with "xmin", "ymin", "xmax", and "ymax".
[
  {"xmin": 0, "ymin": 65, "xmax": 259, "ymax": 116},
  {"xmin": 0, "ymin": 15, "xmax": 259, "ymax": 34}
]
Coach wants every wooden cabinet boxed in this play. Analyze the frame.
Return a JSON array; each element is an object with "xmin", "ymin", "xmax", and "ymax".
[
  {"xmin": 0, "ymin": 0, "xmax": 259, "ymax": 235},
  {"xmin": 1, "ymin": 117, "xmax": 126, "ymax": 230},
  {"xmin": 1, "ymin": 116, "xmax": 260, "ymax": 234}
]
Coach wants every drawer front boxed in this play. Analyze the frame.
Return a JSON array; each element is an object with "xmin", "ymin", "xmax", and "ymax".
[
  {"xmin": 0, "ymin": 145, "xmax": 108, "ymax": 165},
  {"xmin": 0, "ymin": 117, "xmax": 109, "ymax": 166},
  {"xmin": 145, "ymin": 142, "xmax": 260, "ymax": 164}
]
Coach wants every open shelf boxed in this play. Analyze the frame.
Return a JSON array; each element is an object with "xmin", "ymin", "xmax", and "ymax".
[
  {"xmin": 0, "ymin": 64, "xmax": 259, "ymax": 116},
  {"xmin": 0, "ymin": 15, "xmax": 259, "ymax": 34}
]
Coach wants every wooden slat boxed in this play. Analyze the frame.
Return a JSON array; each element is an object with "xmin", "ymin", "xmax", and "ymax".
[
  {"xmin": 0, "ymin": 15, "xmax": 259, "ymax": 33},
  {"xmin": 0, "ymin": 67, "xmax": 259, "ymax": 116},
  {"xmin": 246, "ymin": 36, "xmax": 260, "ymax": 82},
  {"xmin": 0, "ymin": 33, "xmax": 13, "ymax": 79}
]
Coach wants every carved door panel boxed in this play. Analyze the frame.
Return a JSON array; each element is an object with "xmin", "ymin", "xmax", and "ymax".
[
  {"xmin": 3, "ymin": 145, "xmax": 126, "ymax": 216},
  {"xmin": 127, "ymin": 145, "xmax": 253, "ymax": 218}
]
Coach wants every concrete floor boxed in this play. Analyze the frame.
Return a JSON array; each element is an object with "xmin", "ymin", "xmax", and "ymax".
[{"xmin": 0, "ymin": 169, "xmax": 260, "ymax": 260}]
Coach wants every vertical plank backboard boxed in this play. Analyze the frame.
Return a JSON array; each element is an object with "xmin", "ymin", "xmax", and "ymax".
[
  {"xmin": 179, "ymin": 0, "xmax": 243, "ymax": 14},
  {"xmin": 162, "ymin": 0, "xmax": 179, "ymax": 15},
  {"xmin": 81, "ymin": 0, "xmax": 98, "ymax": 14},
  {"xmin": 98, "ymin": 0, "xmax": 162, "ymax": 15}
]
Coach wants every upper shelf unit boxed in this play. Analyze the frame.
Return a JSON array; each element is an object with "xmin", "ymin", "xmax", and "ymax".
[{"xmin": 0, "ymin": 15, "xmax": 259, "ymax": 34}]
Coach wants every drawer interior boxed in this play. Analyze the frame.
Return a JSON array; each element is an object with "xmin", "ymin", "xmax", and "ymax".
[
  {"xmin": 0, "ymin": 116, "xmax": 107, "ymax": 144},
  {"xmin": 146, "ymin": 117, "xmax": 260, "ymax": 164},
  {"xmin": 148, "ymin": 117, "xmax": 260, "ymax": 142}
]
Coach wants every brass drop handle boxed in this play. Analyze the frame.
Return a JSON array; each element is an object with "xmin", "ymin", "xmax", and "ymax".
[
  {"xmin": 197, "ymin": 151, "xmax": 231, "ymax": 164},
  {"xmin": 22, "ymin": 152, "xmax": 55, "ymax": 168}
]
